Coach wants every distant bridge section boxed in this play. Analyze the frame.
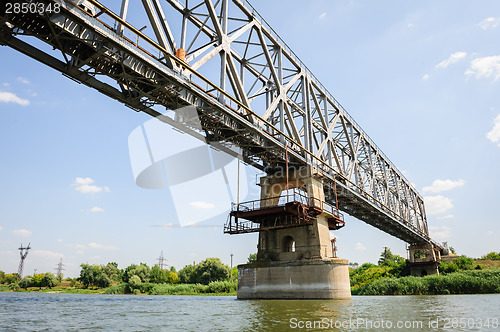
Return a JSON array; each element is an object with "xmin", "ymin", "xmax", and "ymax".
[{"xmin": 0, "ymin": 0, "xmax": 441, "ymax": 248}]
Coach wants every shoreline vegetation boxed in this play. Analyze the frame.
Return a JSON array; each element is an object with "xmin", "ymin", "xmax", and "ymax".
[
  {"xmin": 350, "ymin": 249, "xmax": 500, "ymax": 296},
  {"xmin": 0, "ymin": 257, "xmax": 237, "ymax": 296},
  {"xmin": 1, "ymin": 251, "xmax": 499, "ymax": 296}
]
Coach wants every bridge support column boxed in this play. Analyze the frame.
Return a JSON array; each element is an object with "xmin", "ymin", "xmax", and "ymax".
[
  {"xmin": 408, "ymin": 244, "xmax": 441, "ymax": 276},
  {"xmin": 237, "ymin": 168, "xmax": 351, "ymax": 299}
]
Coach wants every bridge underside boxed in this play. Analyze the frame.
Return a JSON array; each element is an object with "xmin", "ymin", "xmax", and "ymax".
[{"xmin": 0, "ymin": 0, "xmax": 442, "ymax": 252}]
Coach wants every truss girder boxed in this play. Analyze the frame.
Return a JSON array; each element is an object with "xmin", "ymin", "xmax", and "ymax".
[{"xmin": 0, "ymin": 0, "xmax": 439, "ymax": 248}]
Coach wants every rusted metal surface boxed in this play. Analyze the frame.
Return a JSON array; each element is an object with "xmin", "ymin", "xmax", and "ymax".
[{"xmin": 224, "ymin": 189, "xmax": 344, "ymax": 234}]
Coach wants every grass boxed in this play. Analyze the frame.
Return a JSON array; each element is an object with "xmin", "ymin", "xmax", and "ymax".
[
  {"xmin": 104, "ymin": 281, "xmax": 238, "ymax": 295},
  {"xmin": 356, "ymin": 268, "xmax": 500, "ymax": 295},
  {"xmin": 1, "ymin": 281, "xmax": 237, "ymax": 296},
  {"xmin": 474, "ymin": 259, "xmax": 500, "ymax": 269}
]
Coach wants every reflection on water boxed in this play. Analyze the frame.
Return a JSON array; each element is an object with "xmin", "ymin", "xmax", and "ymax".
[{"xmin": 0, "ymin": 293, "xmax": 498, "ymax": 331}]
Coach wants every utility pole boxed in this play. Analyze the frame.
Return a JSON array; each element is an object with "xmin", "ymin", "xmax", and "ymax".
[
  {"xmin": 55, "ymin": 258, "xmax": 65, "ymax": 280},
  {"xmin": 230, "ymin": 253, "xmax": 234, "ymax": 269},
  {"xmin": 18, "ymin": 243, "xmax": 31, "ymax": 279},
  {"xmin": 157, "ymin": 250, "xmax": 167, "ymax": 270}
]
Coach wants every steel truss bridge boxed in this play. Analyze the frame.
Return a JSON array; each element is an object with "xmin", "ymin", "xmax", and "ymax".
[{"xmin": 0, "ymin": 0, "xmax": 441, "ymax": 249}]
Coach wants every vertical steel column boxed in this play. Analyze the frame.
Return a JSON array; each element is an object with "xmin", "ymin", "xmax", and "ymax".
[
  {"xmin": 118, "ymin": 0, "xmax": 130, "ymax": 35},
  {"xmin": 277, "ymin": 47, "xmax": 284, "ymax": 143},
  {"xmin": 302, "ymin": 75, "xmax": 312, "ymax": 160},
  {"xmin": 219, "ymin": 0, "xmax": 228, "ymax": 103}
]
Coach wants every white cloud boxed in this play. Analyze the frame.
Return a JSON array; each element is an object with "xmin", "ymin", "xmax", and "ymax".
[
  {"xmin": 423, "ymin": 179, "xmax": 465, "ymax": 193},
  {"xmin": 436, "ymin": 51, "xmax": 467, "ymax": 69},
  {"xmin": 478, "ymin": 17, "xmax": 500, "ymax": 30},
  {"xmin": 72, "ymin": 177, "xmax": 110, "ymax": 194},
  {"xmin": 0, "ymin": 226, "xmax": 3, "ymax": 231},
  {"xmin": 76, "ymin": 250, "xmax": 84, "ymax": 255},
  {"xmin": 429, "ymin": 226, "xmax": 451, "ymax": 240},
  {"xmin": 88, "ymin": 242, "xmax": 117, "ymax": 250},
  {"xmin": 17, "ymin": 77, "xmax": 30, "ymax": 84},
  {"xmin": 487, "ymin": 114, "xmax": 500, "ymax": 146},
  {"xmin": 355, "ymin": 242, "xmax": 366, "ymax": 251},
  {"xmin": 13, "ymin": 229, "xmax": 32, "ymax": 237},
  {"xmin": 189, "ymin": 201, "xmax": 215, "ymax": 209},
  {"xmin": 90, "ymin": 206, "xmax": 104, "ymax": 213},
  {"xmin": 319, "ymin": 12, "xmax": 327, "ymax": 19},
  {"xmin": 2, "ymin": 83, "xmax": 10, "ymax": 87},
  {"xmin": 465, "ymin": 55, "xmax": 500, "ymax": 81},
  {"xmin": 0, "ymin": 91, "xmax": 30, "ymax": 106},
  {"xmin": 32, "ymin": 250, "xmax": 64, "ymax": 259},
  {"xmin": 424, "ymin": 195, "xmax": 454, "ymax": 215},
  {"xmin": 75, "ymin": 177, "xmax": 94, "ymax": 185},
  {"xmin": 57, "ymin": 238, "xmax": 63, "ymax": 243},
  {"xmin": 68, "ymin": 243, "xmax": 86, "ymax": 249},
  {"xmin": 421, "ymin": 74, "xmax": 430, "ymax": 81},
  {"xmin": 437, "ymin": 214, "xmax": 454, "ymax": 220}
]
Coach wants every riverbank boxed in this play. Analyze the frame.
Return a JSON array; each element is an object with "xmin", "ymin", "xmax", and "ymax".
[
  {"xmin": 0, "ymin": 280, "xmax": 237, "ymax": 296},
  {"xmin": 354, "ymin": 268, "xmax": 500, "ymax": 295}
]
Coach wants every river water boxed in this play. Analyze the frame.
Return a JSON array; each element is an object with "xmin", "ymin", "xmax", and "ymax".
[{"xmin": 0, "ymin": 293, "xmax": 498, "ymax": 331}]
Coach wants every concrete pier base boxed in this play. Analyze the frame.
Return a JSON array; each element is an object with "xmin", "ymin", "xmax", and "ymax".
[{"xmin": 237, "ymin": 258, "xmax": 351, "ymax": 300}]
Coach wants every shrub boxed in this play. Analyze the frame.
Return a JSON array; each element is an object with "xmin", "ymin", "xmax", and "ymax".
[
  {"xmin": 9, "ymin": 283, "xmax": 20, "ymax": 291},
  {"xmin": 41, "ymin": 272, "xmax": 60, "ymax": 289},
  {"xmin": 128, "ymin": 275, "xmax": 142, "ymax": 288},
  {"xmin": 357, "ymin": 269, "xmax": 500, "ymax": 295},
  {"xmin": 104, "ymin": 283, "xmax": 130, "ymax": 294},
  {"xmin": 167, "ymin": 272, "xmax": 179, "ymax": 284},
  {"xmin": 207, "ymin": 280, "xmax": 237, "ymax": 293},
  {"xmin": 19, "ymin": 277, "xmax": 32, "ymax": 289}
]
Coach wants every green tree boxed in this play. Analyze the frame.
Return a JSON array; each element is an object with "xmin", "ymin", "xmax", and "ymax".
[
  {"xmin": 178, "ymin": 264, "xmax": 196, "ymax": 284},
  {"xmin": 454, "ymin": 256, "xmax": 473, "ymax": 270},
  {"xmin": 78, "ymin": 264, "xmax": 103, "ymax": 288},
  {"xmin": 150, "ymin": 265, "xmax": 167, "ymax": 283},
  {"xmin": 170, "ymin": 266, "xmax": 176, "ymax": 273},
  {"xmin": 102, "ymin": 262, "xmax": 121, "ymax": 282},
  {"xmin": 449, "ymin": 247, "xmax": 456, "ymax": 254},
  {"xmin": 484, "ymin": 252, "xmax": 500, "ymax": 260},
  {"xmin": 95, "ymin": 273, "xmax": 111, "ymax": 288},
  {"xmin": 247, "ymin": 253, "xmax": 257, "ymax": 264},
  {"xmin": 349, "ymin": 263, "xmax": 393, "ymax": 290},
  {"xmin": 32, "ymin": 273, "xmax": 44, "ymax": 288},
  {"xmin": 4, "ymin": 273, "xmax": 20, "ymax": 284},
  {"xmin": 168, "ymin": 271, "xmax": 179, "ymax": 284},
  {"xmin": 378, "ymin": 247, "xmax": 405, "ymax": 266},
  {"xmin": 125, "ymin": 263, "xmax": 151, "ymax": 283},
  {"xmin": 128, "ymin": 275, "xmax": 142, "ymax": 287},
  {"xmin": 41, "ymin": 272, "xmax": 60, "ymax": 289},
  {"xmin": 231, "ymin": 267, "xmax": 238, "ymax": 281},
  {"xmin": 0, "ymin": 270, "xmax": 5, "ymax": 284},
  {"xmin": 19, "ymin": 277, "xmax": 32, "ymax": 289},
  {"xmin": 439, "ymin": 260, "xmax": 458, "ymax": 274},
  {"xmin": 194, "ymin": 258, "xmax": 232, "ymax": 285},
  {"xmin": 123, "ymin": 263, "xmax": 151, "ymax": 283}
]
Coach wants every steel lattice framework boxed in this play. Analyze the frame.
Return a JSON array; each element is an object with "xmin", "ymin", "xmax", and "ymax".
[{"xmin": 0, "ymin": 0, "xmax": 440, "ymax": 247}]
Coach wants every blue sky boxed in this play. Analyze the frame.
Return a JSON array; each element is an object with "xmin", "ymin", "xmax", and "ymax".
[{"xmin": 1, "ymin": 0, "xmax": 500, "ymax": 277}]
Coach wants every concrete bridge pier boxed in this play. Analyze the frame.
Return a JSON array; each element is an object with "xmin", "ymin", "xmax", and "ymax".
[
  {"xmin": 236, "ymin": 168, "xmax": 351, "ymax": 300},
  {"xmin": 408, "ymin": 243, "xmax": 441, "ymax": 276}
]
